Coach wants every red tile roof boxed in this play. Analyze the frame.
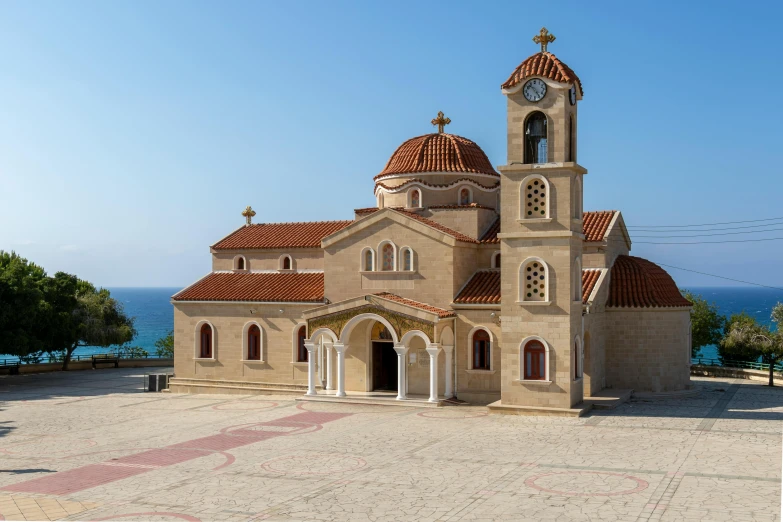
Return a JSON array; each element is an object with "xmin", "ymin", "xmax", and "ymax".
[
  {"xmin": 455, "ymin": 268, "xmax": 605, "ymax": 306},
  {"xmin": 212, "ymin": 221, "xmax": 352, "ymax": 250},
  {"xmin": 501, "ymin": 52, "xmax": 583, "ymax": 94},
  {"xmin": 607, "ymin": 256, "xmax": 691, "ymax": 308},
  {"xmin": 480, "ymin": 217, "xmax": 500, "ymax": 244},
  {"xmin": 454, "ymin": 270, "xmax": 500, "ymax": 304},
  {"xmin": 428, "ymin": 204, "xmax": 497, "ymax": 211},
  {"xmin": 173, "ymin": 272, "xmax": 325, "ymax": 303},
  {"xmin": 373, "ymin": 292, "xmax": 455, "ymax": 318},
  {"xmin": 376, "ymin": 133, "xmax": 498, "ymax": 179},
  {"xmin": 583, "ymin": 211, "xmax": 617, "ymax": 242},
  {"xmin": 582, "ymin": 269, "xmax": 601, "ymax": 304}
]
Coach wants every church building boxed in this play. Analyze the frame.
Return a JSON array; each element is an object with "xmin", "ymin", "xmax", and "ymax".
[{"xmin": 170, "ymin": 29, "xmax": 692, "ymax": 414}]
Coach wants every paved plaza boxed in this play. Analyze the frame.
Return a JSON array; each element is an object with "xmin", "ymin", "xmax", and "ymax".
[{"xmin": 0, "ymin": 368, "xmax": 780, "ymax": 521}]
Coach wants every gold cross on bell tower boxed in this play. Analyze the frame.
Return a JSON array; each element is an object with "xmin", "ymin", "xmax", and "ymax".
[
  {"xmin": 241, "ymin": 205, "xmax": 256, "ymax": 225},
  {"xmin": 431, "ymin": 111, "xmax": 451, "ymax": 134},
  {"xmin": 533, "ymin": 27, "xmax": 556, "ymax": 52}
]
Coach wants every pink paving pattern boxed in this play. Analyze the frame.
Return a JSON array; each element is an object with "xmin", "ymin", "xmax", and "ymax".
[{"xmin": 2, "ymin": 411, "xmax": 351, "ymax": 496}]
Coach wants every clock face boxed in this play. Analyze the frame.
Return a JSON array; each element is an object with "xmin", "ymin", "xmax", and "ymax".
[
  {"xmin": 523, "ymin": 78, "xmax": 547, "ymax": 102},
  {"xmin": 569, "ymin": 85, "xmax": 577, "ymax": 105}
]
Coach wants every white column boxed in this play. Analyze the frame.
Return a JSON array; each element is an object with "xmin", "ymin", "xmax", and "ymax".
[
  {"xmin": 305, "ymin": 342, "xmax": 317, "ymax": 396},
  {"xmin": 443, "ymin": 345, "xmax": 454, "ymax": 399},
  {"xmin": 393, "ymin": 343, "xmax": 409, "ymax": 400},
  {"xmin": 426, "ymin": 344, "xmax": 441, "ymax": 403},
  {"xmin": 325, "ymin": 342, "xmax": 333, "ymax": 391},
  {"xmin": 334, "ymin": 343, "xmax": 347, "ymax": 398}
]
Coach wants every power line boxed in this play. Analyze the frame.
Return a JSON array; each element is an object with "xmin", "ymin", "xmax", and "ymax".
[
  {"xmin": 656, "ymin": 262, "xmax": 783, "ymax": 291},
  {"xmin": 628, "ymin": 220, "xmax": 783, "ymax": 233},
  {"xmin": 626, "ymin": 216, "xmax": 783, "ymax": 229},
  {"xmin": 614, "ymin": 236, "xmax": 783, "ymax": 245},
  {"xmin": 633, "ymin": 227, "xmax": 783, "ymax": 238}
]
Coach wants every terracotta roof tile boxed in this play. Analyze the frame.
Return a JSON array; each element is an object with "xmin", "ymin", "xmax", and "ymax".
[
  {"xmin": 582, "ymin": 211, "xmax": 617, "ymax": 242},
  {"xmin": 213, "ymin": 221, "xmax": 352, "ymax": 250},
  {"xmin": 480, "ymin": 217, "xmax": 500, "ymax": 244},
  {"xmin": 454, "ymin": 270, "xmax": 500, "ymax": 304},
  {"xmin": 428, "ymin": 204, "xmax": 497, "ymax": 211},
  {"xmin": 455, "ymin": 268, "xmax": 605, "ymax": 306},
  {"xmin": 607, "ymin": 256, "xmax": 691, "ymax": 308},
  {"xmin": 373, "ymin": 292, "xmax": 455, "ymax": 318},
  {"xmin": 582, "ymin": 269, "xmax": 601, "ymax": 304},
  {"xmin": 375, "ymin": 178, "xmax": 499, "ymax": 192},
  {"xmin": 173, "ymin": 272, "xmax": 325, "ymax": 303},
  {"xmin": 376, "ymin": 133, "xmax": 498, "ymax": 179},
  {"xmin": 501, "ymin": 52, "xmax": 583, "ymax": 94}
]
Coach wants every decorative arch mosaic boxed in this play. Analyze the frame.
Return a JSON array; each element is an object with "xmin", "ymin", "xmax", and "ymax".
[{"xmin": 307, "ymin": 305, "xmax": 434, "ymax": 341}]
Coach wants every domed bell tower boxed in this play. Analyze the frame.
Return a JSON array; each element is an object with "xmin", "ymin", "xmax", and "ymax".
[{"xmin": 496, "ymin": 28, "xmax": 587, "ymax": 410}]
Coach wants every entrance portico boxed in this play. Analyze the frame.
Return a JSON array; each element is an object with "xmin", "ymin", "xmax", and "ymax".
[{"xmin": 301, "ymin": 293, "xmax": 456, "ymax": 404}]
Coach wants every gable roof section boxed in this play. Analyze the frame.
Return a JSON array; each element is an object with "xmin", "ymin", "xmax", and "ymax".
[
  {"xmin": 331, "ymin": 207, "xmax": 478, "ymax": 246},
  {"xmin": 212, "ymin": 221, "xmax": 353, "ymax": 250},
  {"xmin": 172, "ymin": 272, "xmax": 325, "ymax": 303},
  {"xmin": 373, "ymin": 292, "xmax": 455, "ymax": 318},
  {"xmin": 582, "ymin": 211, "xmax": 617, "ymax": 242},
  {"xmin": 607, "ymin": 256, "xmax": 691, "ymax": 308},
  {"xmin": 454, "ymin": 270, "xmax": 500, "ymax": 304},
  {"xmin": 480, "ymin": 217, "xmax": 500, "ymax": 244},
  {"xmin": 455, "ymin": 268, "xmax": 605, "ymax": 306},
  {"xmin": 582, "ymin": 269, "xmax": 601, "ymax": 304}
]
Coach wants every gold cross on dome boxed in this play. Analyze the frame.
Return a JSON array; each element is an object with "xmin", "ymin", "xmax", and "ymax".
[
  {"xmin": 533, "ymin": 27, "xmax": 556, "ymax": 52},
  {"xmin": 241, "ymin": 205, "xmax": 256, "ymax": 225},
  {"xmin": 431, "ymin": 111, "xmax": 451, "ymax": 134}
]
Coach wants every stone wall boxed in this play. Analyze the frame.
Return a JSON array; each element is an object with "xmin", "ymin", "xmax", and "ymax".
[
  {"xmin": 605, "ymin": 308, "xmax": 691, "ymax": 392},
  {"xmin": 211, "ymin": 248, "xmax": 323, "ymax": 271}
]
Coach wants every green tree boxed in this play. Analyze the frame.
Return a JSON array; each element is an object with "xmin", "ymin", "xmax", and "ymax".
[
  {"xmin": 0, "ymin": 251, "xmax": 48, "ymax": 357},
  {"xmin": 718, "ymin": 312, "xmax": 759, "ymax": 363},
  {"xmin": 682, "ymin": 291, "xmax": 725, "ymax": 358},
  {"xmin": 118, "ymin": 345, "xmax": 149, "ymax": 358},
  {"xmin": 154, "ymin": 331, "xmax": 174, "ymax": 358},
  {"xmin": 722, "ymin": 319, "xmax": 783, "ymax": 386},
  {"xmin": 51, "ymin": 280, "xmax": 136, "ymax": 370}
]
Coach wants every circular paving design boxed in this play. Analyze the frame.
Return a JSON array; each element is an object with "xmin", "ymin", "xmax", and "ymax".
[
  {"xmin": 92, "ymin": 512, "xmax": 201, "ymax": 522},
  {"xmin": 261, "ymin": 453, "xmax": 366, "ymax": 475},
  {"xmin": 417, "ymin": 410, "xmax": 488, "ymax": 419},
  {"xmin": 212, "ymin": 400, "xmax": 278, "ymax": 411},
  {"xmin": 525, "ymin": 471, "xmax": 649, "ymax": 497},
  {"xmin": 296, "ymin": 401, "xmax": 400, "ymax": 414}
]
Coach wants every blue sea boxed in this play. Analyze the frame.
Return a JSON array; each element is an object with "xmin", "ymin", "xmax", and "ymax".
[{"xmin": 3, "ymin": 286, "xmax": 782, "ymax": 360}]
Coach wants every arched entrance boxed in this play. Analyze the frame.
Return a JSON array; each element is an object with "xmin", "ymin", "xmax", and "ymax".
[{"xmin": 370, "ymin": 322, "xmax": 397, "ymax": 392}]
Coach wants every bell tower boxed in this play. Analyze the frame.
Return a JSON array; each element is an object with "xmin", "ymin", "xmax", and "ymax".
[{"xmin": 496, "ymin": 28, "xmax": 587, "ymax": 411}]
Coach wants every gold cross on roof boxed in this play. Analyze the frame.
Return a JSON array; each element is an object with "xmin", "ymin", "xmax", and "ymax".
[
  {"xmin": 533, "ymin": 27, "xmax": 556, "ymax": 52},
  {"xmin": 431, "ymin": 111, "xmax": 451, "ymax": 134},
  {"xmin": 241, "ymin": 205, "xmax": 256, "ymax": 225}
]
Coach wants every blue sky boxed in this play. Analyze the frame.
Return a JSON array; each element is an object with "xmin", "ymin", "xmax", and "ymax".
[{"xmin": 1, "ymin": 1, "xmax": 781, "ymax": 288}]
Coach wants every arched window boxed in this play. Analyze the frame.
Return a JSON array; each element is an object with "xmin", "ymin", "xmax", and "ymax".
[
  {"xmin": 573, "ymin": 337, "xmax": 582, "ymax": 380},
  {"xmin": 573, "ymin": 257, "xmax": 582, "ymax": 302},
  {"xmin": 280, "ymin": 255, "xmax": 292, "ymax": 270},
  {"xmin": 521, "ymin": 175, "xmax": 550, "ymax": 219},
  {"xmin": 400, "ymin": 247, "xmax": 413, "ymax": 271},
  {"xmin": 524, "ymin": 111, "xmax": 547, "ymax": 164},
  {"xmin": 472, "ymin": 329, "xmax": 491, "ymax": 370},
  {"xmin": 380, "ymin": 242, "xmax": 395, "ymax": 271},
  {"xmin": 234, "ymin": 256, "xmax": 247, "ymax": 270},
  {"xmin": 296, "ymin": 325, "xmax": 307, "ymax": 362},
  {"xmin": 569, "ymin": 114, "xmax": 576, "ymax": 162},
  {"xmin": 491, "ymin": 252, "xmax": 501, "ymax": 269},
  {"xmin": 459, "ymin": 187, "xmax": 471, "ymax": 205},
  {"xmin": 519, "ymin": 257, "xmax": 549, "ymax": 303},
  {"xmin": 572, "ymin": 176, "xmax": 582, "ymax": 220},
  {"xmin": 247, "ymin": 324, "xmax": 261, "ymax": 361},
  {"xmin": 199, "ymin": 323, "xmax": 213, "ymax": 359},
  {"xmin": 362, "ymin": 247, "xmax": 375, "ymax": 271},
  {"xmin": 377, "ymin": 192, "xmax": 384, "ymax": 208},
  {"xmin": 523, "ymin": 339, "xmax": 546, "ymax": 380},
  {"xmin": 409, "ymin": 189, "xmax": 421, "ymax": 208}
]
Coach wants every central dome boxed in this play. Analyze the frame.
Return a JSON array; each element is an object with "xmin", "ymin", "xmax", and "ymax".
[{"xmin": 376, "ymin": 133, "xmax": 498, "ymax": 179}]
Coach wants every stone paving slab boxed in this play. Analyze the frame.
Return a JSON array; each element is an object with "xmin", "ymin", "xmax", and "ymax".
[{"xmin": 0, "ymin": 368, "xmax": 780, "ymax": 521}]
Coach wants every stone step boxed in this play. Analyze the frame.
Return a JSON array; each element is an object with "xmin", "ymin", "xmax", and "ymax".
[
  {"xmin": 168, "ymin": 377, "xmax": 316, "ymax": 396},
  {"xmin": 296, "ymin": 394, "xmax": 443, "ymax": 408}
]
